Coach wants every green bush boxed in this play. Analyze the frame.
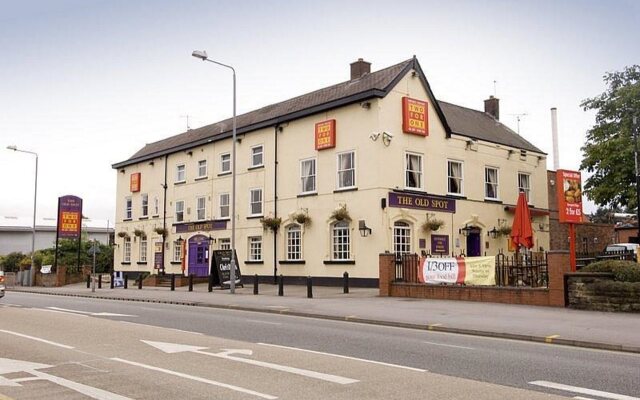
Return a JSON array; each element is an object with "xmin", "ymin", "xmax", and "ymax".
[
  {"xmin": 0, "ymin": 252, "xmax": 27, "ymax": 272},
  {"xmin": 582, "ymin": 260, "xmax": 640, "ymax": 282}
]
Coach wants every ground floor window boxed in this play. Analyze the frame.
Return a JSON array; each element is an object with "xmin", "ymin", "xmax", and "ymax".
[
  {"xmin": 139, "ymin": 236, "xmax": 147, "ymax": 262},
  {"xmin": 393, "ymin": 221, "xmax": 411, "ymax": 254},
  {"xmin": 286, "ymin": 225, "xmax": 302, "ymax": 260},
  {"xmin": 248, "ymin": 236, "xmax": 262, "ymax": 261},
  {"xmin": 123, "ymin": 237, "xmax": 131, "ymax": 262},
  {"xmin": 219, "ymin": 238, "xmax": 231, "ymax": 250},
  {"xmin": 173, "ymin": 241, "xmax": 181, "ymax": 262},
  {"xmin": 332, "ymin": 221, "xmax": 350, "ymax": 260}
]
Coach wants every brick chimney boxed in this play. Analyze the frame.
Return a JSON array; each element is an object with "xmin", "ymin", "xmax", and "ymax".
[
  {"xmin": 350, "ymin": 58, "xmax": 371, "ymax": 80},
  {"xmin": 484, "ymin": 96, "xmax": 499, "ymax": 120}
]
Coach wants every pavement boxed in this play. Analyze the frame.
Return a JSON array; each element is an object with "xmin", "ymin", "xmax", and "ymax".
[{"xmin": 7, "ymin": 281, "xmax": 640, "ymax": 354}]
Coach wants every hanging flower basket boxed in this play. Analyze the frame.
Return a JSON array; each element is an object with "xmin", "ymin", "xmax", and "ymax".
[
  {"xmin": 260, "ymin": 216, "xmax": 282, "ymax": 233},
  {"xmin": 292, "ymin": 212, "xmax": 311, "ymax": 225},
  {"xmin": 498, "ymin": 226, "xmax": 512, "ymax": 236},
  {"xmin": 330, "ymin": 205, "xmax": 351, "ymax": 222},
  {"xmin": 154, "ymin": 227, "xmax": 167, "ymax": 237},
  {"xmin": 117, "ymin": 231, "xmax": 129, "ymax": 238},
  {"xmin": 133, "ymin": 229, "xmax": 145, "ymax": 237},
  {"xmin": 421, "ymin": 219, "xmax": 444, "ymax": 233}
]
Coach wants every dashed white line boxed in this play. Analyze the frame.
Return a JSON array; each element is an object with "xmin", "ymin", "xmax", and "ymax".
[
  {"xmin": 246, "ymin": 319, "xmax": 282, "ymax": 325},
  {"xmin": 422, "ymin": 340, "xmax": 475, "ymax": 350},
  {"xmin": 0, "ymin": 329, "xmax": 74, "ymax": 349},
  {"xmin": 257, "ymin": 342, "xmax": 426, "ymax": 372},
  {"xmin": 529, "ymin": 380, "xmax": 639, "ymax": 400}
]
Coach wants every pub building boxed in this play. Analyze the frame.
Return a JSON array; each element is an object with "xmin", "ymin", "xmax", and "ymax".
[{"xmin": 112, "ymin": 57, "xmax": 550, "ymax": 286}]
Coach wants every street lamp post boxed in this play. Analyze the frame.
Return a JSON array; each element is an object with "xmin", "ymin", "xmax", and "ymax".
[
  {"xmin": 6, "ymin": 145, "xmax": 38, "ymax": 285},
  {"xmin": 192, "ymin": 50, "xmax": 237, "ymax": 294}
]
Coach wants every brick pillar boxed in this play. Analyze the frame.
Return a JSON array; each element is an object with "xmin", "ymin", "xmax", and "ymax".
[
  {"xmin": 547, "ymin": 251, "xmax": 570, "ymax": 306},
  {"xmin": 379, "ymin": 253, "xmax": 395, "ymax": 296}
]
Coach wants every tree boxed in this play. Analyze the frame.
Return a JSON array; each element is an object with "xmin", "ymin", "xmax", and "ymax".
[{"xmin": 580, "ymin": 65, "xmax": 640, "ymax": 210}]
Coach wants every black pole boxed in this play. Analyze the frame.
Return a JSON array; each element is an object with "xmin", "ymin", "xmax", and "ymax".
[
  {"xmin": 124, "ymin": 273, "xmax": 128, "ymax": 289},
  {"xmin": 343, "ymin": 271, "xmax": 349, "ymax": 294},
  {"xmin": 253, "ymin": 274, "xmax": 259, "ymax": 295},
  {"xmin": 188, "ymin": 274, "xmax": 193, "ymax": 292},
  {"xmin": 76, "ymin": 237, "xmax": 82, "ymax": 273},
  {"xmin": 98, "ymin": 274, "xmax": 102, "ymax": 289},
  {"xmin": 138, "ymin": 275, "xmax": 143, "ymax": 289},
  {"xmin": 170, "ymin": 274, "xmax": 175, "ymax": 291},
  {"xmin": 86, "ymin": 274, "xmax": 90, "ymax": 289},
  {"xmin": 110, "ymin": 272, "xmax": 114, "ymax": 289},
  {"xmin": 273, "ymin": 125, "xmax": 279, "ymax": 284},
  {"xmin": 208, "ymin": 274, "xmax": 213, "ymax": 292},
  {"xmin": 307, "ymin": 276, "xmax": 313, "ymax": 298},
  {"xmin": 53, "ymin": 199, "xmax": 61, "ymax": 271},
  {"xmin": 278, "ymin": 274, "xmax": 284, "ymax": 296}
]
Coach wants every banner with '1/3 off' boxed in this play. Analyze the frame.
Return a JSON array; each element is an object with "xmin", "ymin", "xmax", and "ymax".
[{"xmin": 418, "ymin": 256, "xmax": 496, "ymax": 286}]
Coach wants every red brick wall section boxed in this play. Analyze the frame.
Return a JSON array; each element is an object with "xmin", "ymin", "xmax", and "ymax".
[
  {"xmin": 379, "ymin": 254, "xmax": 394, "ymax": 297},
  {"xmin": 547, "ymin": 251, "xmax": 570, "ymax": 306}
]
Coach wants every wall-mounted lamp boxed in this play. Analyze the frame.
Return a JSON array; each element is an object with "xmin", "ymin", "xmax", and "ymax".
[
  {"xmin": 360, "ymin": 101, "xmax": 371, "ymax": 109},
  {"xmin": 208, "ymin": 235, "xmax": 216, "ymax": 244},
  {"xmin": 149, "ymin": 161, "xmax": 154, "ymax": 166},
  {"xmin": 488, "ymin": 227, "xmax": 499, "ymax": 239},
  {"xmin": 382, "ymin": 131, "xmax": 393, "ymax": 146},
  {"xmin": 507, "ymin": 149, "xmax": 515, "ymax": 159},
  {"xmin": 359, "ymin": 220, "xmax": 372, "ymax": 237},
  {"xmin": 186, "ymin": 151, "xmax": 193, "ymax": 156},
  {"xmin": 120, "ymin": 169, "xmax": 125, "ymax": 174},
  {"xmin": 466, "ymin": 140, "xmax": 478, "ymax": 151},
  {"xmin": 176, "ymin": 236, "xmax": 184, "ymax": 245},
  {"xmin": 459, "ymin": 224, "xmax": 473, "ymax": 237}
]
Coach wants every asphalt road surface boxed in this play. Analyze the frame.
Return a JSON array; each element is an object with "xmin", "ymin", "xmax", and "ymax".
[{"xmin": 1, "ymin": 292, "xmax": 639, "ymax": 399}]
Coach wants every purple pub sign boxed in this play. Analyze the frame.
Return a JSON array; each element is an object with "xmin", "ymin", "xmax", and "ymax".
[
  {"xmin": 174, "ymin": 220, "xmax": 228, "ymax": 233},
  {"xmin": 431, "ymin": 234, "xmax": 450, "ymax": 254},
  {"xmin": 388, "ymin": 192, "xmax": 456, "ymax": 213},
  {"xmin": 57, "ymin": 195, "xmax": 83, "ymax": 239}
]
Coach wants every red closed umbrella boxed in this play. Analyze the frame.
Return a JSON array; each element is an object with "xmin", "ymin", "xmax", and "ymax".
[{"xmin": 510, "ymin": 191, "xmax": 534, "ymax": 250}]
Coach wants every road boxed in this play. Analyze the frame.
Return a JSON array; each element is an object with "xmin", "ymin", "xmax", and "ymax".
[{"xmin": 1, "ymin": 292, "xmax": 639, "ymax": 399}]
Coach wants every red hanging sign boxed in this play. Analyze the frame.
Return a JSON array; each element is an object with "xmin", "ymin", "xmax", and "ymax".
[
  {"xmin": 130, "ymin": 172, "xmax": 141, "ymax": 192},
  {"xmin": 315, "ymin": 119, "xmax": 336, "ymax": 150},
  {"xmin": 556, "ymin": 170, "xmax": 583, "ymax": 224},
  {"xmin": 402, "ymin": 97, "xmax": 429, "ymax": 136}
]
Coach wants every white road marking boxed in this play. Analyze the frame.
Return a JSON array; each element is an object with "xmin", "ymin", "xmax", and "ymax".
[
  {"xmin": 110, "ymin": 357, "xmax": 277, "ymax": 400},
  {"xmin": 246, "ymin": 319, "xmax": 282, "ymax": 325},
  {"xmin": 0, "ymin": 330, "xmax": 74, "ymax": 349},
  {"xmin": 574, "ymin": 397, "xmax": 597, "ymax": 400},
  {"xmin": 47, "ymin": 307, "xmax": 137, "ymax": 317},
  {"xmin": 422, "ymin": 340, "xmax": 475, "ymax": 350},
  {"xmin": 142, "ymin": 340, "xmax": 358, "ymax": 384},
  {"xmin": 529, "ymin": 380, "xmax": 640, "ymax": 400},
  {"xmin": 257, "ymin": 342, "xmax": 427, "ymax": 372},
  {"xmin": 34, "ymin": 308, "xmax": 89, "ymax": 317},
  {"xmin": 118, "ymin": 320, "xmax": 203, "ymax": 335}
]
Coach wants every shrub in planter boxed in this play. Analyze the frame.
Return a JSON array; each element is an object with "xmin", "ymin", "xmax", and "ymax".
[
  {"xmin": 330, "ymin": 205, "xmax": 351, "ymax": 222},
  {"xmin": 292, "ymin": 212, "xmax": 311, "ymax": 225},
  {"xmin": 117, "ymin": 231, "xmax": 129, "ymax": 238},
  {"xmin": 421, "ymin": 219, "xmax": 444, "ymax": 233},
  {"xmin": 154, "ymin": 227, "xmax": 167, "ymax": 237},
  {"xmin": 133, "ymin": 229, "xmax": 145, "ymax": 237},
  {"xmin": 497, "ymin": 226, "xmax": 512, "ymax": 236},
  {"xmin": 581, "ymin": 260, "xmax": 640, "ymax": 282},
  {"xmin": 260, "ymin": 216, "xmax": 282, "ymax": 233}
]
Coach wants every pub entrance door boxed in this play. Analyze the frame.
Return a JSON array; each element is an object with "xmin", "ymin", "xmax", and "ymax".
[
  {"xmin": 466, "ymin": 229, "xmax": 482, "ymax": 257},
  {"xmin": 188, "ymin": 235, "xmax": 209, "ymax": 277}
]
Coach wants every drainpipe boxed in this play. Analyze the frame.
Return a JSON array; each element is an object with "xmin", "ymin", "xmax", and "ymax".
[
  {"xmin": 273, "ymin": 125, "xmax": 280, "ymax": 283},
  {"xmin": 162, "ymin": 155, "xmax": 168, "ymax": 275}
]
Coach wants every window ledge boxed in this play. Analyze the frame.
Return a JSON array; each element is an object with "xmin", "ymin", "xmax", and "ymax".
[
  {"xmin": 248, "ymin": 165, "xmax": 264, "ymax": 171},
  {"xmin": 484, "ymin": 198, "xmax": 502, "ymax": 204},
  {"xmin": 139, "ymin": 216, "xmax": 149, "ymax": 220},
  {"xmin": 218, "ymin": 172, "xmax": 232, "ymax": 177},
  {"xmin": 323, "ymin": 260, "xmax": 355, "ymax": 265},
  {"xmin": 297, "ymin": 192, "xmax": 318, "ymax": 198},
  {"xmin": 279, "ymin": 260, "xmax": 306, "ymax": 265},
  {"xmin": 170, "ymin": 261, "xmax": 182, "ymax": 265},
  {"xmin": 446, "ymin": 194, "xmax": 466, "ymax": 199},
  {"xmin": 195, "ymin": 176, "xmax": 208, "ymax": 181},
  {"xmin": 174, "ymin": 181, "xmax": 186, "ymax": 185},
  {"xmin": 121, "ymin": 262, "xmax": 131, "ymax": 265},
  {"xmin": 152, "ymin": 215, "xmax": 160, "ymax": 218},
  {"xmin": 136, "ymin": 262, "xmax": 148, "ymax": 265},
  {"xmin": 172, "ymin": 222, "xmax": 186, "ymax": 226},
  {"xmin": 247, "ymin": 215, "xmax": 263, "ymax": 220},
  {"xmin": 333, "ymin": 187, "xmax": 358, "ymax": 193},
  {"xmin": 245, "ymin": 260, "xmax": 264, "ymax": 265},
  {"xmin": 123, "ymin": 218, "xmax": 132, "ymax": 222}
]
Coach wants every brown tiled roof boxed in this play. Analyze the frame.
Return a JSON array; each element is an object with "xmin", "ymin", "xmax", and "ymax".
[
  {"xmin": 438, "ymin": 101, "xmax": 544, "ymax": 154},
  {"xmin": 113, "ymin": 57, "xmax": 544, "ymax": 168}
]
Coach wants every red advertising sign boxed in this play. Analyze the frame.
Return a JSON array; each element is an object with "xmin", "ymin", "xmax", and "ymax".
[
  {"xmin": 315, "ymin": 119, "xmax": 336, "ymax": 150},
  {"xmin": 130, "ymin": 172, "xmax": 141, "ymax": 192},
  {"xmin": 402, "ymin": 97, "xmax": 429, "ymax": 136},
  {"xmin": 556, "ymin": 170, "xmax": 583, "ymax": 223},
  {"xmin": 57, "ymin": 195, "xmax": 83, "ymax": 239}
]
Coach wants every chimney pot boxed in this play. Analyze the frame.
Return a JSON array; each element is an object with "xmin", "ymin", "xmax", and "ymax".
[
  {"xmin": 350, "ymin": 58, "xmax": 371, "ymax": 80},
  {"xmin": 484, "ymin": 96, "xmax": 500, "ymax": 120}
]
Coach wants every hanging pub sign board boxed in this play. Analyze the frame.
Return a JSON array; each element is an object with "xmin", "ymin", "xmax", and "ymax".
[
  {"xmin": 57, "ymin": 195, "xmax": 83, "ymax": 239},
  {"xmin": 556, "ymin": 169, "xmax": 583, "ymax": 223},
  {"xmin": 211, "ymin": 249, "xmax": 243, "ymax": 288},
  {"xmin": 315, "ymin": 119, "xmax": 336, "ymax": 150},
  {"xmin": 130, "ymin": 172, "xmax": 141, "ymax": 192},
  {"xmin": 431, "ymin": 235, "xmax": 449, "ymax": 254},
  {"xmin": 402, "ymin": 97, "xmax": 429, "ymax": 136}
]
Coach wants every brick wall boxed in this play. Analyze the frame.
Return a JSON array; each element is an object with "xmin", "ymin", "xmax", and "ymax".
[{"xmin": 567, "ymin": 272, "xmax": 640, "ymax": 312}]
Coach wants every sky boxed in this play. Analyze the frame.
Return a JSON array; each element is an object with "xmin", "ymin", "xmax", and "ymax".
[{"xmin": 1, "ymin": 0, "xmax": 639, "ymax": 223}]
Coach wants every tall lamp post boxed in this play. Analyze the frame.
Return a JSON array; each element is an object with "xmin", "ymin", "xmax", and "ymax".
[
  {"xmin": 6, "ymin": 145, "xmax": 38, "ymax": 285},
  {"xmin": 192, "ymin": 50, "xmax": 237, "ymax": 294}
]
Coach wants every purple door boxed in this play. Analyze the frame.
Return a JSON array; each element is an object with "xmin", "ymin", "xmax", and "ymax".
[
  {"xmin": 188, "ymin": 235, "xmax": 209, "ymax": 277},
  {"xmin": 466, "ymin": 230, "xmax": 481, "ymax": 257}
]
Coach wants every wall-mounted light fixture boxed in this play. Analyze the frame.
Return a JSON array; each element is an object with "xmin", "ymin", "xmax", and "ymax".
[
  {"xmin": 186, "ymin": 151, "xmax": 193, "ymax": 156},
  {"xmin": 149, "ymin": 161, "xmax": 154, "ymax": 166},
  {"xmin": 382, "ymin": 131, "xmax": 393, "ymax": 146},
  {"xmin": 359, "ymin": 220, "xmax": 372, "ymax": 237},
  {"xmin": 207, "ymin": 235, "xmax": 216, "ymax": 244},
  {"xmin": 176, "ymin": 236, "xmax": 184, "ymax": 245},
  {"xmin": 360, "ymin": 101, "xmax": 371, "ymax": 109},
  {"xmin": 459, "ymin": 224, "xmax": 473, "ymax": 237},
  {"xmin": 488, "ymin": 227, "xmax": 499, "ymax": 239},
  {"xmin": 120, "ymin": 168, "xmax": 125, "ymax": 174}
]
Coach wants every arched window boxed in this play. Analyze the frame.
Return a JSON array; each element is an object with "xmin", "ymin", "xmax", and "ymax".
[
  {"xmin": 393, "ymin": 221, "xmax": 411, "ymax": 254},
  {"xmin": 286, "ymin": 224, "xmax": 302, "ymax": 260},
  {"xmin": 332, "ymin": 221, "xmax": 350, "ymax": 260}
]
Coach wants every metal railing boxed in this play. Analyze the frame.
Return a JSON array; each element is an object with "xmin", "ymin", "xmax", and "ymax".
[{"xmin": 576, "ymin": 249, "xmax": 635, "ymax": 269}]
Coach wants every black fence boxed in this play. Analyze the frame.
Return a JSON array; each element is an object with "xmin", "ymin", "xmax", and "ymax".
[
  {"xmin": 393, "ymin": 251, "xmax": 548, "ymax": 288},
  {"xmin": 576, "ymin": 249, "xmax": 635, "ymax": 269}
]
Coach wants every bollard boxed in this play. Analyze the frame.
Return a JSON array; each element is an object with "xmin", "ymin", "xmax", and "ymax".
[
  {"xmin": 307, "ymin": 276, "xmax": 313, "ymax": 299},
  {"xmin": 124, "ymin": 274, "xmax": 128, "ymax": 289},
  {"xmin": 86, "ymin": 274, "xmax": 91, "ymax": 289},
  {"xmin": 343, "ymin": 271, "xmax": 349, "ymax": 294},
  {"xmin": 208, "ymin": 274, "xmax": 213, "ymax": 292},
  {"xmin": 170, "ymin": 274, "xmax": 176, "ymax": 291},
  {"xmin": 138, "ymin": 275, "xmax": 143, "ymax": 290},
  {"xmin": 110, "ymin": 272, "xmax": 114, "ymax": 289},
  {"xmin": 253, "ymin": 274, "xmax": 259, "ymax": 295},
  {"xmin": 188, "ymin": 274, "xmax": 194, "ymax": 292},
  {"xmin": 278, "ymin": 274, "xmax": 284, "ymax": 296},
  {"xmin": 97, "ymin": 274, "xmax": 102, "ymax": 289}
]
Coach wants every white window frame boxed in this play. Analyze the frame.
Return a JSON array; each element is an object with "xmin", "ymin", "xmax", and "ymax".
[
  {"xmin": 141, "ymin": 194, "xmax": 148, "ymax": 217},
  {"xmin": 196, "ymin": 196, "xmax": 206, "ymax": 221},
  {"xmin": 123, "ymin": 237, "xmax": 131, "ymax": 262},
  {"xmin": 249, "ymin": 188, "xmax": 263, "ymax": 216},
  {"xmin": 405, "ymin": 152, "xmax": 423, "ymax": 190},
  {"xmin": 220, "ymin": 153, "xmax": 231, "ymax": 174},
  {"xmin": 518, "ymin": 172, "xmax": 532, "ymax": 203},
  {"xmin": 286, "ymin": 224, "xmax": 302, "ymax": 261},
  {"xmin": 332, "ymin": 221, "xmax": 351, "ymax": 261},
  {"xmin": 300, "ymin": 158, "xmax": 317, "ymax": 194},
  {"xmin": 175, "ymin": 164, "xmax": 186, "ymax": 183},
  {"xmin": 175, "ymin": 200, "xmax": 185, "ymax": 222},
  {"xmin": 173, "ymin": 241, "xmax": 182, "ymax": 262},
  {"xmin": 250, "ymin": 145, "xmax": 264, "ymax": 168},
  {"xmin": 125, "ymin": 197, "xmax": 132, "ymax": 220},
  {"xmin": 197, "ymin": 160, "xmax": 208, "ymax": 178},
  {"xmin": 393, "ymin": 221, "xmax": 412, "ymax": 254},
  {"xmin": 447, "ymin": 160, "xmax": 464, "ymax": 196},
  {"xmin": 219, "ymin": 238, "xmax": 231, "ymax": 250},
  {"xmin": 219, "ymin": 193, "xmax": 230, "ymax": 219},
  {"xmin": 485, "ymin": 166, "xmax": 500, "ymax": 200},
  {"xmin": 336, "ymin": 151, "xmax": 356, "ymax": 190},
  {"xmin": 139, "ymin": 235, "xmax": 147, "ymax": 262},
  {"xmin": 248, "ymin": 236, "xmax": 262, "ymax": 261}
]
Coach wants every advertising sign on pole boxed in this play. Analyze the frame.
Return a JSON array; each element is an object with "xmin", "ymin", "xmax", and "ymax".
[
  {"xmin": 556, "ymin": 170, "xmax": 583, "ymax": 223},
  {"xmin": 57, "ymin": 195, "xmax": 83, "ymax": 239}
]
